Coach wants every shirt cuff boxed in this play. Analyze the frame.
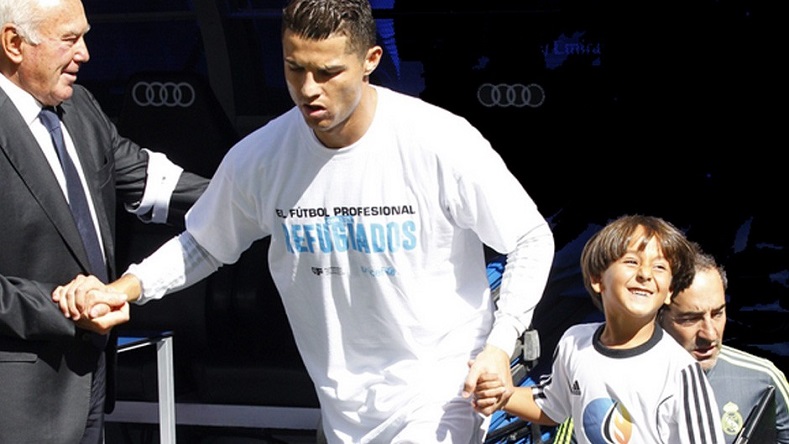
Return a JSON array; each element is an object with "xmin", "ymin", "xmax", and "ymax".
[
  {"xmin": 486, "ymin": 316, "xmax": 526, "ymax": 359},
  {"xmin": 128, "ymin": 149, "xmax": 183, "ymax": 224}
]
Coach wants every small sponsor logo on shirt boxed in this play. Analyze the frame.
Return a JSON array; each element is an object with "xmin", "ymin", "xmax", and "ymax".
[
  {"xmin": 360, "ymin": 266, "xmax": 397, "ymax": 277},
  {"xmin": 570, "ymin": 380, "xmax": 581, "ymax": 395},
  {"xmin": 311, "ymin": 266, "xmax": 344, "ymax": 276}
]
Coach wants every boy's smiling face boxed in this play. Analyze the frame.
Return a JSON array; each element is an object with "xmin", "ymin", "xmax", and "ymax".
[{"xmin": 592, "ymin": 226, "xmax": 674, "ymax": 325}]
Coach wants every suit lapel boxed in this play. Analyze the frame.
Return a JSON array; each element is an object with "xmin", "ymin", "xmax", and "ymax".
[{"xmin": 0, "ymin": 89, "xmax": 97, "ymax": 274}]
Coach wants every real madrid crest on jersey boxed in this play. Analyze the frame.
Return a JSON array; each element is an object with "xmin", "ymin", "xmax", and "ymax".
[{"xmin": 721, "ymin": 401, "xmax": 744, "ymax": 437}]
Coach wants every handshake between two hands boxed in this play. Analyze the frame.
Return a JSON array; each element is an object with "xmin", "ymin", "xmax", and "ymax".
[
  {"xmin": 463, "ymin": 346, "xmax": 515, "ymax": 417},
  {"xmin": 51, "ymin": 274, "xmax": 132, "ymax": 335}
]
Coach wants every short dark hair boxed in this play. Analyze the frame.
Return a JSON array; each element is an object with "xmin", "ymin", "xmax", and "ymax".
[
  {"xmin": 282, "ymin": 0, "xmax": 377, "ymax": 57},
  {"xmin": 657, "ymin": 242, "xmax": 728, "ymax": 322},
  {"xmin": 689, "ymin": 242, "xmax": 728, "ymax": 290}
]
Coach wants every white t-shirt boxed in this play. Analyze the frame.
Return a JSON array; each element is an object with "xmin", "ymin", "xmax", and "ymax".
[
  {"xmin": 134, "ymin": 86, "xmax": 554, "ymax": 442},
  {"xmin": 533, "ymin": 322, "xmax": 725, "ymax": 443}
]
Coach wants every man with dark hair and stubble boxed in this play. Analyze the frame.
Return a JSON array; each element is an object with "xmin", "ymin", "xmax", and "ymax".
[{"xmin": 53, "ymin": 0, "xmax": 556, "ymax": 442}]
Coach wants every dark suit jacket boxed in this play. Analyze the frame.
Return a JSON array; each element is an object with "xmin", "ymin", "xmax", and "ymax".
[{"xmin": 0, "ymin": 84, "xmax": 208, "ymax": 443}]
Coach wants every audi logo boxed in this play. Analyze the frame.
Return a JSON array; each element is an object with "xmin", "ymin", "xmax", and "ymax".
[
  {"xmin": 131, "ymin": 81, "xmax": 196, "ymax": 108},
  {"xmin": 477, "ymin": 83, "xmax": 545, "ymax": 108}
]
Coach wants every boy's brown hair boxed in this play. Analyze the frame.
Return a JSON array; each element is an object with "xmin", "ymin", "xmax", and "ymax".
[{"xmin": 580, "ymin": 214, "xmax": 696, "ymax": 311}]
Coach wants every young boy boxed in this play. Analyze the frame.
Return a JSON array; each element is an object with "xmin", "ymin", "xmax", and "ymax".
[{"xmin": 475, "ymin": 214, "xmax": 726, "ymax": 443}]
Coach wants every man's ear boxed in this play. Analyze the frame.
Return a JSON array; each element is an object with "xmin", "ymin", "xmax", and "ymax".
[
  {"xmin": 1, "ymin": 24, "xmax": 25, "ymax": 63},
  {"xmin": 363, "ymin": 45, "xmax": 383, "ymax": 76}
]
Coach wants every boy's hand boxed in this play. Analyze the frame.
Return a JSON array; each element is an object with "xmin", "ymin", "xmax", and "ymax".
[
  {"xmin": 462, "ymin": 345, "xmax": 514, "ymax": 416},
  {"xmin": 471, "ymin": 371, "xmax": 508, "ymax": 415}
]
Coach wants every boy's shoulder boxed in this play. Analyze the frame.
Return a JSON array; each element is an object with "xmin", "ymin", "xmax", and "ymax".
[
  {"xmin": 565, "ymin": 322, "xmax": 603, "ymax": 335},
  {"xmin": 560, "ymin": 322, "xmax": 604, "ymax": 346}
]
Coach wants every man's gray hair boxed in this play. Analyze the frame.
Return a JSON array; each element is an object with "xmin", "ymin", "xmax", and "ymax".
[{"xmin": 0, "ymin": 0, "xmax": 45, "ymax": 45}]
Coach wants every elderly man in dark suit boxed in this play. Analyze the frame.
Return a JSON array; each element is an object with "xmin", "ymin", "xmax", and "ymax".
[{"xmin": 0, "ymin": 0, "xmax": 209, "ymax": 442}]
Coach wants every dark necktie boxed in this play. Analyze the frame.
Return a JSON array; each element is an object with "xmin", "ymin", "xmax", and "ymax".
[{"xmin": 39, "ymin": 107, "xmax": 108, "ymax": 282}]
